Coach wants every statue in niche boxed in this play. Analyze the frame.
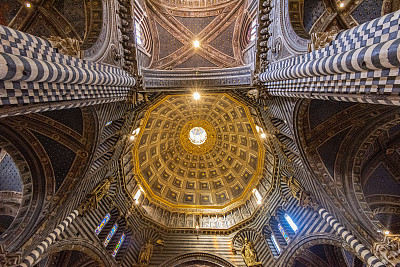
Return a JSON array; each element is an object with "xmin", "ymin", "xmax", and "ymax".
[
  {"xmin": 186, "ymin": 214, "xmax": 194, "ymax": 228},
  {"xmin": 171, "ymin": 213, "xmax": 178, "ymax": 227},
  {"xmin": 155, "ymin": 208, "xmax": 162, "ymax": 221},
  {"xmin": 282, "ymin": 176, "xmax": 303, "ymax": 200},
  {"xmin": 210, "ymin": 215, "xmax": 217, "ymax": 228},
  {"xmin": 162, "ymin": 211, "xmax": 170, "ymax": 225},
  {"xmin": 138, "ymin": 239, "xmax": 164, "ymax": 266},
  {"xmin": 241, "ymin": 205, "xmax": 250, "ymax": 218},
  {"xmin": 241, "ymin": 238, "xmax": 262, "ymax": 267},
  {"xmin": 47, "ymin": 36, "xmax": 82, "ymax": 57},
  {"xmin": 217, "ymin": 215, "xmax": 225, "ymax": 228},
  {"xmin": 79, "ymin": 177, "xmax": 113, "ymax": 213},
  {"xmin": 138, "ymin": 240, "xmax": 153, "ymax": 265},
  {"xmin": 178, "ymin": 213, "xmax": 185, "ymax": 227},
  {"xmin": 202, "ymin": 215, "xmax": 210, "ymax": 228},
  {"xmin": 226, "ymin": 213, "xmax": 232, "ymax": 228},
  {"xmin": 373, "ymin": 237, "xmax": 400, "ymax": 267}
]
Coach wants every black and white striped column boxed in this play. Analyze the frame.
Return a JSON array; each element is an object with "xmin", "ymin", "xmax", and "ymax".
[
  {"xmin": 317, "ymin": 207, "xmax": 385, "ymax": 267},
  {"xmin": 0, "ymin": 25, "xmax": 136, "ymax": 117},
  {"xmin": 18, "ymin": 210, "xmax": 79, "ymax": 267},
  {"xmin": 259, "ymin": 10, "xmax": 400, "ymax": 106}
]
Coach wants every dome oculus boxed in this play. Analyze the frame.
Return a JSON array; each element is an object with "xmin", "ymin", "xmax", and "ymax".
[{"xmin": 189, "ymin": 127, "xmax": 207, "ymax": 145}]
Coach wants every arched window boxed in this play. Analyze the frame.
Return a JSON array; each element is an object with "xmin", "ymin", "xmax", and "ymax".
[
  {"xmin": 112, "ymin": 233, "xmax": 125, "ymax": 257},
  {"xmin": 247, "ymin": 19, "xmax": 257, "ymax": 42},
  {"xmin": 135, "ymin": 21, "xmax": 144, "ymax": 46},
  {"xmin": 95, "ymin": 213, "xmax": 111, "ymax": 235},
  {"xmin": 284, "ymin": 213, "xmax": 298, "ymax": 232},
  {"xmin": 104, "ymin": 223, "xmax": 118, "ymax": 247}
]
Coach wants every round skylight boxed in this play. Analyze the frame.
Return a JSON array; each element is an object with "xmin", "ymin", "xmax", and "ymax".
[{"xmin": 189, "ymin": 127, "xmax": 207, "ymax": 145}]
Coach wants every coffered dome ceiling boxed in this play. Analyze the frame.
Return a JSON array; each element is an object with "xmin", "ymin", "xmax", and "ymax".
[{"xmin": 131, "ymin": 94, "xmax": 267, "ymax": 212}]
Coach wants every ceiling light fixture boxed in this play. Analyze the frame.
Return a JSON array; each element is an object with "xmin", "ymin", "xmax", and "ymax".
[
  {"xmin": 193, "ymin": 92, "xmax": 200, "ymax": 100},
  {"xmin": 339, "ymin": 2, "xmax": 344, "ymax": 7},
  {"xmin": 193, "ymin": 40, "xmax": 200, "ymax": 48},
  {"xmin": 261, "ymin": 133, "xmax": 266, "ymax": 139},
  {"xmin": 26, "ymin": 2, "xmax": 31, "ymax": 7},
  {"xmin": 384, "ymin": 230, "xmax": 390, "ymax": 236}
]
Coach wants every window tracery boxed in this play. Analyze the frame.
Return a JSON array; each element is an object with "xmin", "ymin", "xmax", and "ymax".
[
  {"xmin": 247, "ymin": 19, "xmax": 257, "ymax": 42},
  {"xmin": 104, "ymin": 223, "xmax": 118, "ymax": 247},
  {"xmin": 112, "ymin": 233, "xmax": 125, "ymax": 257},
  {"xmin": 95, "ymin": 213, "xmax": 111, "ymax": 235},
  {"xmin": 278, "ymin": 223, "xmax": 290, "ymax": 244},
  {"xmin": 135, "ymin": 21, "xmax": 145, "ymax": 46}
]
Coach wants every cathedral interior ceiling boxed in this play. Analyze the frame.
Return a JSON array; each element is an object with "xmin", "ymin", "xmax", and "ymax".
[
  {"xmin": 146, "ymin": 0, "xmax": 245, "ymax": 70},
  {"xmin": 298, "ymin": 0, "xmax": 397, "ymax": 35},
  {"xmin": 130, "ymin": 93, "xmax": 268, "ymax": 211},
  {"xmin": 1, "ymin": 0, "xmax": 102, "ymax": 51},
  {"xmin": 296, "ymin": 99, "xmax": 400, "ymax": 236}
]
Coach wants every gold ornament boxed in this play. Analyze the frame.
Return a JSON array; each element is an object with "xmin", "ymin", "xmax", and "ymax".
[{"xmin": 180, "ymin": 119, "xmax": 216, "ymax": 155}]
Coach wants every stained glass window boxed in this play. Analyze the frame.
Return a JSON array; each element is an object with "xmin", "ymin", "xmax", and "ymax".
[
  {"xmin": 95, "ymin": 213, "xmax": 110, "ymax": 235},
  {"xmin": 278, "ymin": 223, "xmax": 290, "ymax": 243},
  {"xmin": 247, "ymin": 19, "xmax": 257, "ymax": 42},
  {"xmin": 271, "ymin": 234, "xmax": 281, "ymax": 254},
  {"xmin": 136, "ymin": 22, "xmax": 144, "ymax": 46},
  {"xmin": 104, "ymin": 223, "xmax": 118, "ymax": 247},
  {"xmin": 112, "ymin": 233, "xmax": 125, "ymax": 257},
  {"xmin": 284, "ymin": 213, "xmax": 298, "ymax": 232},
  {"xmin": 105, "ymin": 121, "xmax": 113, "ymax": 126}
]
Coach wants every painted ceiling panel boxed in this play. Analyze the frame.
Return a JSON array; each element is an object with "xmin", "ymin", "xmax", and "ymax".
[
  {"xmin": 0, "ymin": 0, "xmax": 21, "ymax": 26},
  {"xmin": 175, "ymin": 16, "xmax": 216, "ymax": 35},
  {"xmin": 156, "ymin": 23, "xmax": 185, "ymax": 59},
  {"xmin": 0, "ymin": 154, "xmax": 22, "ymax": 192},
  {"xmin": 351, "ymin": 0, "xmax": 384, "ymax": 25},
  {"xmin": 363, "ymin": 164, "xmax": 400, "ymax": 196},
  {"xmin": 33, "ymin": 132, "xmax": 76, "ymax": 192},
  {"xmin": 209, "ymin": 21, "xmax": 235, "ymax": 57},
  {"xmin": 53, "ymin": 0, "xmax": 86, "ymax": 39},
  {"xmin": 41, "ymin": 108, "xmax": 83, "ymax": 135},
  {"xmin": 175, "ymin": 54, "xmax": 217, "ymax": 69},
  {"xmin": 317, "ymin": 128, "xmax": 351, "ymax": 178},
  {"xmin": 303, "ymin": 0, "xmax": 325, "ymax": 32}
]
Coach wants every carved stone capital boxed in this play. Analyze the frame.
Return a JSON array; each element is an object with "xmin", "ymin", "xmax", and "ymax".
[
  {"xmin": 373, "ymin": 236, "xmax": 400, "ymax": 267},
  {"xmin": 47, "ymin": 36, "xmax": 82, "ymax": 57},
  {"xmin": 299, "ymin": 191, "xmax": 319, "ymax": 210}
]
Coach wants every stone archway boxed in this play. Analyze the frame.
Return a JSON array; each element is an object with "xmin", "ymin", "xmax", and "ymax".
[
  {"xmin": 35, "ymin": 238, "xmax": 114, "ymax": 267},
  {"xmin": 160, "ymin": 252, "xmax": 236, "ymax": 267}
]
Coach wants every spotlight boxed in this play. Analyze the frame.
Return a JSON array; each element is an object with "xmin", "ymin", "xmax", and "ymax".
[
  {"xmin": 261, "ymin": 133, "xmax": 266, "ymax": 138},
  {"xmin": 193, "ymin": 92, "xmax": 200, "ymax": 100},
  {"xmin": 193, "ymin": 40, "xmax": 200, "ymax": 48},
  {"xmin": 384, "ymin": 230, "xmax": 390, "ymax": 236},
  {"xmin": 339, "ymin": 2, "xmax": 344, "ymax": 7},
  {"xmin": 195, "ymin": 225, "xmax": 199, "ymax": 230},
  {"xmin": 26, "ymin": 3, "xmax": 31, "ymax": 7}
]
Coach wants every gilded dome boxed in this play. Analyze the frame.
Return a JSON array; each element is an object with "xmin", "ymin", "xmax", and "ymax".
[{"xmin": 132, "ymin": 93, "xmax": 266, "ymax": 210}]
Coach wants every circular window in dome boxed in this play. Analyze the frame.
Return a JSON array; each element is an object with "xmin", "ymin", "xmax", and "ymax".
[{"xmin": 189, "ymin": 127, "xmax": 207, "ymax": 145}]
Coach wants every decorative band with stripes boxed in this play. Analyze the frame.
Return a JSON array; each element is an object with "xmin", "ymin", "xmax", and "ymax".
[
  {"xmin": 317, "ymin": 207, "xmax": 385, "ymax": 267},
  {"xmin": 18, "ymin": 210, "xmax": 79, "ymax": 267}
]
